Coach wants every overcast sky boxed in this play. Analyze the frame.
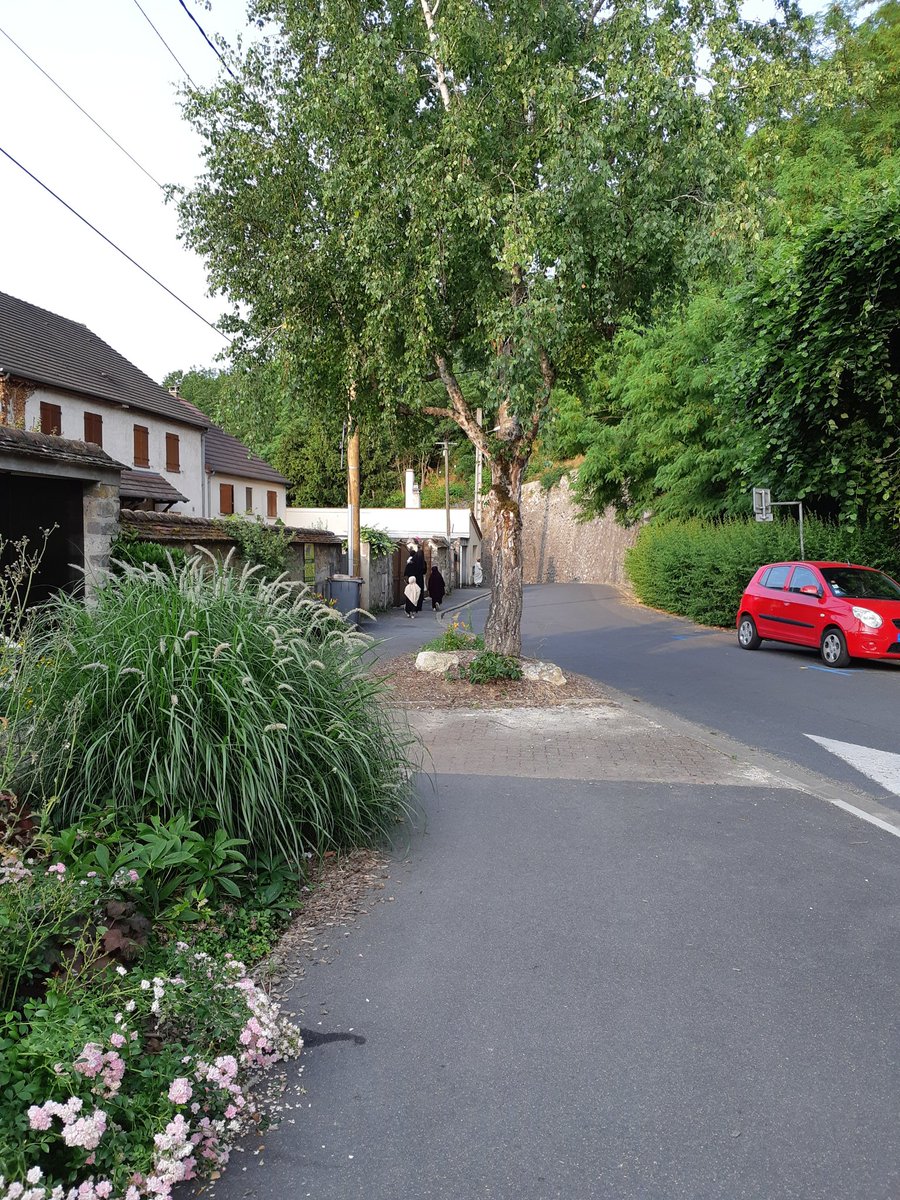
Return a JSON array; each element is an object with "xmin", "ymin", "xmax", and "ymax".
[{"xmin": 2, "ymin": 0, "xmax": 811, "ymax": 388}]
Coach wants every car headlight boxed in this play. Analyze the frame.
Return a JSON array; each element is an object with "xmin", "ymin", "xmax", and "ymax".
[{"xmin": 852, "ymin": 606, "xmax": 883, "ymax": 629}]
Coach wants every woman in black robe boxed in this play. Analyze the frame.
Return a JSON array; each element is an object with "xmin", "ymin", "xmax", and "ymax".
[
  {"xmin": 407, "ymin": 543, "xmax": 427, "ymax": 611},
  {"xmin": 427, "ymin": 565, "xmax": 446, "ymax": 611}
]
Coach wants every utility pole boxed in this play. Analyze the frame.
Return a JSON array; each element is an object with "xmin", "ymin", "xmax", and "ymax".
[
  {"xmin": 474, "ymin": 407, "xmax": 483, "ymax": 524},
  {"xmin": 347, "ymin": 419, "xmax": 361, "ymax": 576},
  {"xmin": 436, "ymin": 437, "xmax": 453, "ymax": 586}
]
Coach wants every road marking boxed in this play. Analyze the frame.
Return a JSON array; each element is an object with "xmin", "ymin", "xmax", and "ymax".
[
  {"xmin": 806, "ymin": 733, "xmax": 900, "ymax": 800},
  {"xmin": 817, "ymin": 796, "xmax": 900, "ymax": 840},
  {"xmin": 802, "ymin": 664, "xmax": 852, "ymax": 677}
]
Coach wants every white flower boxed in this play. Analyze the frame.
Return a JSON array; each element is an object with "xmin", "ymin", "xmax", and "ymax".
[{"xmin": 116, "ymin": 965, "xmax": 127, "ymax": 976}]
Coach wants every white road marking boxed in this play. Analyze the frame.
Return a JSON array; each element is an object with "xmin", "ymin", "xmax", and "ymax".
[
  {"xmin": 806, "ymin": 734, "xmax": 900, "ymax": 797},
  {"xmin": 816, "ymin": 796, "xmax": 900, "ymax": 840}
]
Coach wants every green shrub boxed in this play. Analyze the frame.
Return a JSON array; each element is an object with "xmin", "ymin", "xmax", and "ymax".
[
  {"xmin": 422, "ymin": 618, "xmax": 484, "ymax": 652},
  {"xmin": 219, "ymin": 514, "xmax": 292, "ymax": 579},
  {"xmin": 626, "ymin": 516, "xmax": 900, "ymax": 627},
  {"xmin": 9, "ymin": 555, "xmax": 414, "ymax": 864},
  {"xmin": 467, "ymin": 652, "xmax": 523, "ymax": 684},
  {"xmin": 110, "ymin": 532, "xmax": 187, "ymax": 573}
]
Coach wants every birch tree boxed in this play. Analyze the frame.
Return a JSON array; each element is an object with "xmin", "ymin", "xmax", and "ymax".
[{"xmin": 178, "ymin": 0, "xmax": 795, "ymax": 653}]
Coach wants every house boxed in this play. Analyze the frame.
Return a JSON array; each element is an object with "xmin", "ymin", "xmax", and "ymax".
[
  {"xmin": 0, "ymin": 291, "xmax": 291, "ymax": 602},
  {"xmin": 174, "ymin": 396, "xmax": 289, "ymax": 523}
]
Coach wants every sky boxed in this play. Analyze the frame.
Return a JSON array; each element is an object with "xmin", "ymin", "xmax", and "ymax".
[{"xmin": 2, "ymin": 0, "xmax": 815, "ymax": 388}]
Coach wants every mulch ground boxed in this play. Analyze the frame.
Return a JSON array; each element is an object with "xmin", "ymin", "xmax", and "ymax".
[{"xmin": 369, "ymin": 651, "xmax": 611, "ymax": 709}]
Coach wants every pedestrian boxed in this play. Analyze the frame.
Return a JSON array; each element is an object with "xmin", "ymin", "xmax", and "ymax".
[
  {"xmin": 427, "ymin": 564, "xmax": 446, "ymax": 611},
  {"xmin": 473, "ymin": 558, "xmax": 483, "ymax": 586},
  {"xmin": 403, "ymin": 575, "xmax": 421, "ymax": 618},
  {"xmin": 407, "ymin": 540, "xmax": 427, "ymax": 611}
]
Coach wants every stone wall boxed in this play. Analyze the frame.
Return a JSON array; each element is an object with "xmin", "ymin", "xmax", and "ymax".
[
  {"xmin": 483, "ymin": 474, "xmax": 640, "ymax": 586},
  {"xmin": 82, "ymin": 480, "xmax": 121, "ymax": 601}
]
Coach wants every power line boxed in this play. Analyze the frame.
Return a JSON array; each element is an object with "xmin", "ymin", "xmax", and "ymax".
[
  {"xmin": 0, "ymin": 144, "xmax": 229, "ymax": 342},
  {"xmin": 130, "ymin": 0, "xmax": 197, "ymax": 87},
  {"xmin": 0, "ymin": 24, "xmax": 164, "ymax": 190},
  {"xmin": 176, "ymin": 0, "xmax": 237, "ymax": 80}
]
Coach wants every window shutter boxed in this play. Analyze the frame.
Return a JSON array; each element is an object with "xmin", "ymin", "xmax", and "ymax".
[
  {"xmin": 165, "ymin": 433, "xmax": 180, "ymax": 472},
  {"xmin": 40, "ymin": 402, "xmax": 62, "ymax": 436},
  {"xmin": 219, "ymin": 483, "xmax": 234, "ymax": 515},
  {"xmin": 245, "ymin": 486, "xmax": 253, "ymax": 513},
  {"xmin": 267, "ymin": 490, "xmax": 277, "ymax": 518},
  {"xmin": 133, "ymin": 425, "xmax": 150, "ymax": 467},
  {"xmin": 83, "ymin": 412, "xmax": 103, "ymax": 446}
]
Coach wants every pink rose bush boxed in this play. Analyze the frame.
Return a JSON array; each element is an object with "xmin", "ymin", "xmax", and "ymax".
[{"xmin": 2, "ymin": 948, "xmax": 303, "ymax": 1200}]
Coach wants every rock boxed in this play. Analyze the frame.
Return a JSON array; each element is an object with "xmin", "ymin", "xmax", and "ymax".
[
  {"xmin": 415, "ymin": 650, "xmax": 460, "ymax": 674},
  {"xmin": 522, "ymin": 660, "xmax": 566, "ymax": 686}
]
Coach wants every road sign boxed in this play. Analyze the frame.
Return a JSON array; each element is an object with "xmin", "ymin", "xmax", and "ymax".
[{"xmin": 752, "ymin": 487, "xmax": 773, "ymax": 522}]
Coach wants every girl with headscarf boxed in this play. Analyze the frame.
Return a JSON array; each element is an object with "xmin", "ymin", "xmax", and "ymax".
[{"xmin": 403, "ymin": 575, "xmax": 421, "ymax": 618}]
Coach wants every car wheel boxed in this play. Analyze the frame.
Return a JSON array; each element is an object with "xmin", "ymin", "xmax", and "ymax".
[
  {"xmin": 738, "ymin": 614, "xmax": 761, "ymax": 650},
  {"xmin": 821, "ymin": 627, "xmax": 851, "ymax": 668}
]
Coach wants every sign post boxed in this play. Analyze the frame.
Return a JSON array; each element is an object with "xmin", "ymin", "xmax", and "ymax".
[{"xmin": 752, "ymin": 488, "xmax": 805, "ymax": 558}]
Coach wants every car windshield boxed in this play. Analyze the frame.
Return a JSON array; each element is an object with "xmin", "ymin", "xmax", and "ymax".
[{"xmin": 821, "ymin": 568, "xmax": 900, "ymax": 601}]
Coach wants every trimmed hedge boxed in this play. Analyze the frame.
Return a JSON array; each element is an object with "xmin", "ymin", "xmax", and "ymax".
[{"xmin": 626, "ymin": 516, "xmax": 900, "ymax": 628}]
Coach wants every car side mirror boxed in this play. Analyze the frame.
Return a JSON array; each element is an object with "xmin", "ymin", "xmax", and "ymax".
[{"xmin": 799, "ymin": 585, "xmax": 822, "ymax": 597}]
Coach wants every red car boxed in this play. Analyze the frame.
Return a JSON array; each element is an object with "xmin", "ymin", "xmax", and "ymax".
[{"xmin": 736, "ymin": 561, "xmax": 900, "ymax": 667}]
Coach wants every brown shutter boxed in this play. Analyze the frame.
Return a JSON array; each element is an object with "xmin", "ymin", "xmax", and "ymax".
[
  {"xmin": 245, "ymin": 486, "xmax": 253, "ymax": 513},
  {"xmin": 133, "ymin": 425, "xmax": 150, "ymax": 467},
  {"xmin": 40, "ymin": 402, "xmax": 62, "ymax": 436},
  {"xmin": 219, "ymin": 483, "xmax": 234, "ymax": 515},
  {"xmin": 83, "ymin": 412, "xmax": 103, "ymax": 446},
  {"xmin": 267, "ymin": 490, "xmax": 277, "ymax": 518},
  {"xmin": 165, "ymin": 433, "xmax": 180, "ymax": 472}
]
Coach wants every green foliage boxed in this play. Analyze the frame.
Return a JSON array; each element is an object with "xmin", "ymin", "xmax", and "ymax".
[
  {"xmin": 467, "ymin": 652, "xmax": 523, "ymax": 684},
  {"xmin": 626, "ymin": 516, "xmax": 900, "ymax": 628},
  {"xmin": 8, "ymin": 556, "xmax": 414, "ymax": 865},
  {"xmin": 219, "ymin": 514, "xmax": 291, "ymax": 579},
  {"xmin": 422, "ymin": 619, "xmax": 484, "ymax": 652},
  {"xmin": 110, "ymin": 531, "xmax": 187, "ymax": 574},
  {"xmin": 348, "ymin": 526, "xmax": 395, "ymax": 560}
]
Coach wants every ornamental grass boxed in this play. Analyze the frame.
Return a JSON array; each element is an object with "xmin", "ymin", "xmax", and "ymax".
[{"xmin": 9, "ymin": 554, "xmax": 414, "ymax": 862}]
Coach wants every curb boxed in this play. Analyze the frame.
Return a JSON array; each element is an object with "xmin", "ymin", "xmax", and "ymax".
[{"xmin": 437, "ymin": 589, "xmax": 491, "ymax": 622}]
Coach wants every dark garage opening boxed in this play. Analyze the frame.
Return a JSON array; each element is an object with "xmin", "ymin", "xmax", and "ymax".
[{"xmin": 0, "ymin": 475, "xmax": 85, "ymax": 609}]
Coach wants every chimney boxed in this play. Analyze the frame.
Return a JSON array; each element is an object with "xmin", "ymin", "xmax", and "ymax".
[{"xmin": 405, "ymin": 469, "xmax": 420, "ymax": 509}]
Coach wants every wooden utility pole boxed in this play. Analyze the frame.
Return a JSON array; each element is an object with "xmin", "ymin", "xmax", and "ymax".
[
  {"xmin": 474, "ymin": 407, "xmax": 483, "ymax": 524},
  {"xmin": 347, "ymin": 421, "xmax": 361, "ymax": 576}
]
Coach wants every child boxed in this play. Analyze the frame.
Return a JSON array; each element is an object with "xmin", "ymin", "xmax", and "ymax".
[{"xmin": 404, "ymin": 575, "xmax": 421, "ymax": 618}]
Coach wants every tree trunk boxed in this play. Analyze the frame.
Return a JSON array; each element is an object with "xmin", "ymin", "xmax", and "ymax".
[{"xmin": 484, "ymin": 458, "xmax": 525, "ymax": 656}]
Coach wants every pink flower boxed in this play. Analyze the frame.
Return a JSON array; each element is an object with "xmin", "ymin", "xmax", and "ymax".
[
  {"xmin": 224, "ymin": 1104, "xmax": 238, "ymax": 1119},
  {"xmin": 109, "ymin": 1032, "xmax": 126, "ymax": 1049},
  {"xmin": 95, "ymin": 1182, "xmax": 113, "ymax": 1198},
  {"xmin": 167, "ymin": 1077, "xmax": 193, "ymax": 1105},
  {"xmin": 128, "ymin": 869, "xmax": 140, "ymax": 883},
  {"xmin": 27, "ymin": 1105, "xmax": 52, "ymax": 1130},
  {"xmin": 46, "ymin": 862, "xmax": 66, "ymax": 875}
]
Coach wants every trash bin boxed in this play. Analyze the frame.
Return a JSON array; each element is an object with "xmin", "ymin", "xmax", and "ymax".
[{"xmin": 327, "ymin": 575, "xmax": 363, "ymax": 626}]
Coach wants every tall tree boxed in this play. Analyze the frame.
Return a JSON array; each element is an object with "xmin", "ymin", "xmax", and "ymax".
[{"xmin": 178, "ymin": 0, "xmax": 792, "ymax": 652}]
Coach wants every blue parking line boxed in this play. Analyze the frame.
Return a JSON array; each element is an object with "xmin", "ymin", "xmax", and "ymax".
[
  {"xmin": 671, "ymin": 633, "xmax": 707, "ymax": 640},
  {"xmin": 802, "ymin": 664, "xmax": 853, "ymax": 677}
]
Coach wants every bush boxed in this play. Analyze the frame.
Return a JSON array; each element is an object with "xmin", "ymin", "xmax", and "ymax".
[
  {"xmin": 110, "ymin": 532, "xmax": 186, "ymax": 574},
  {"xmin": 8, "ymin": 555, "xmax": 414, "ymax": 864},
  {"xmin": 422, "ymin": 618, "xmax": 484, "ymax": 652},
  {"xmin": 467, "ymin": 652, "xmax": 523, "ymax": 684},
  {"xmin": 218, "ymin": 515, "xmax": 292, "ymax": 579},
  {"xmin": 626, "ymin": 516, "xmax": 900, "ymax": 627}
]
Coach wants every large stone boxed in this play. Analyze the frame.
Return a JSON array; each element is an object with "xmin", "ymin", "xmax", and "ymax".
[
  {"xmin": 415, "ymin": 650, "xmax": 460, "ymax": 674},
  {"xmin": 522, "ymin": 660, "xmax": 566, "ymax": 686}
]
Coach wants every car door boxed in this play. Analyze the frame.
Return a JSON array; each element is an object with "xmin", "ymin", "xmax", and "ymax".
[
  {"xmin": 753, "ymin": 564, "xmax": 793, "ymax": 640},
  {"xmin": 782, "ymin": 565, "xmax": 825, "ymax": 647}
]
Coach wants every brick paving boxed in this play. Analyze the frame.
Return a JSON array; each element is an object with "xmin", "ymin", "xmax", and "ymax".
[{"xmin": 406, "ymin": 701, "xmax": 788, "ymax": 786}]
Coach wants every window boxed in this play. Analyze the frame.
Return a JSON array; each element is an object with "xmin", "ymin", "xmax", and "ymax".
[
  {"xmin": 245, "ymin": 486, "xmax": 253, "ymax": 513},
  {"xmin": 133, "ymin": 424, "xmax": 150, "ymax": 467},
  {"xmin": 219, "ymin": 483, "xmax": 234, "ymax": 515},
  {"xmin": 267, "ymin": 490, "xmax": 278, "ymax": 518},
  {"xmin": 83, "ymin": 412, "xmax": 103, "ymax": 447},
  {"xmin": 165, "ymin": 433, "xmax": 180, "ymax": 472},
  {"xmin": 303, "ymin": 543, "xmax": 316, "ymax": 584},
  {"xmin": 788, "ymin": 566, "xmax": 821, "ymax": 594},
  {"xmin": 762, "ymin": 565, "xmax": 791, "ymax": 590},
  {"xmin": 39, "ymin": 402, "xmax": 62, "ymax": 436}
]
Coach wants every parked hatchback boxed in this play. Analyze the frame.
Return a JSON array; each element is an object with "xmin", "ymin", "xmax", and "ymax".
[{"xmin": 736, "ymin": 561, "xmax": 900, "ymax": 667}]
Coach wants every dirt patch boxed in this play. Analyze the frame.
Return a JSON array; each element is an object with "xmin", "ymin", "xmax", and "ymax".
[{"xmin": 370, "ymin": 651, "xmax": 611, "ymax": 709}]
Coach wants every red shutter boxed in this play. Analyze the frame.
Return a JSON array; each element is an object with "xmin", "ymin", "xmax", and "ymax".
[
  {"xmin": 245, "ymin": 486, "xmax": 253, "ymax": 513},
  {"xmin": 83, "ymin": 412, "xmax": 103, "ymax": 446},
  {"xmin": 219, "ymin": 483, "xmax": 234, "ymax": 515},
  {"xmin": 267, "ymin": 490, "xmax": 277, "ymax": 518},
  {"xmin": 165, "ymin": 433, "xmax": 180, "ymax": 472},
  {"xmin": 133, "ymin": 425, "xmax": 150, "ymax": 467},
  {"xmin": 40, "ymin": 402, "xmax": 62, "ymax": 436}
]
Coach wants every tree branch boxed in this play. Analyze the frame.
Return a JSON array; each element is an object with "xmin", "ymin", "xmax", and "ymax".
[
  {"xmin": 434, "ymin": 353, "xmax": 492, "ymax": 458},
  {"xmin": 422, "ymin": 404, "xmax": 454, "ymax": 420},
  {"xmin": 419, "ymin": 0, "xmax": 453, "ymax": 112}
]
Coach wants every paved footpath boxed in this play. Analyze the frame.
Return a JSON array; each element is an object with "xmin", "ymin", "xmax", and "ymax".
[{"xmin": 205, "ymin": 662, "xmax": 899, "ymax": 1200}]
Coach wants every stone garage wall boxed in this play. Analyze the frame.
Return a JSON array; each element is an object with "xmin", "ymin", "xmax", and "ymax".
[{"xmin": 483, "ymin": 474, "xmax": 641, "ymax": 587}]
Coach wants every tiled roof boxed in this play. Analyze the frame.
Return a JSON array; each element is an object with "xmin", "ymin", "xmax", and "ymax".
[
  {"xmin": 0, "ymin": 423, "xmax": 123, "ymax": 474},
  {"xmin": 120, "ymin": 509, "xmax": 341, "ymax": 543},
  {"xmin": 176, "ymin": 397, "xmax": 289, "ymax": 485},
  {"xmin": 0, "ymin": 292, "xmax": 208, "ymax": 428},
  {"xmin": 119, "ymin": 469, "xmax": 188, "ymax": 505}
]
